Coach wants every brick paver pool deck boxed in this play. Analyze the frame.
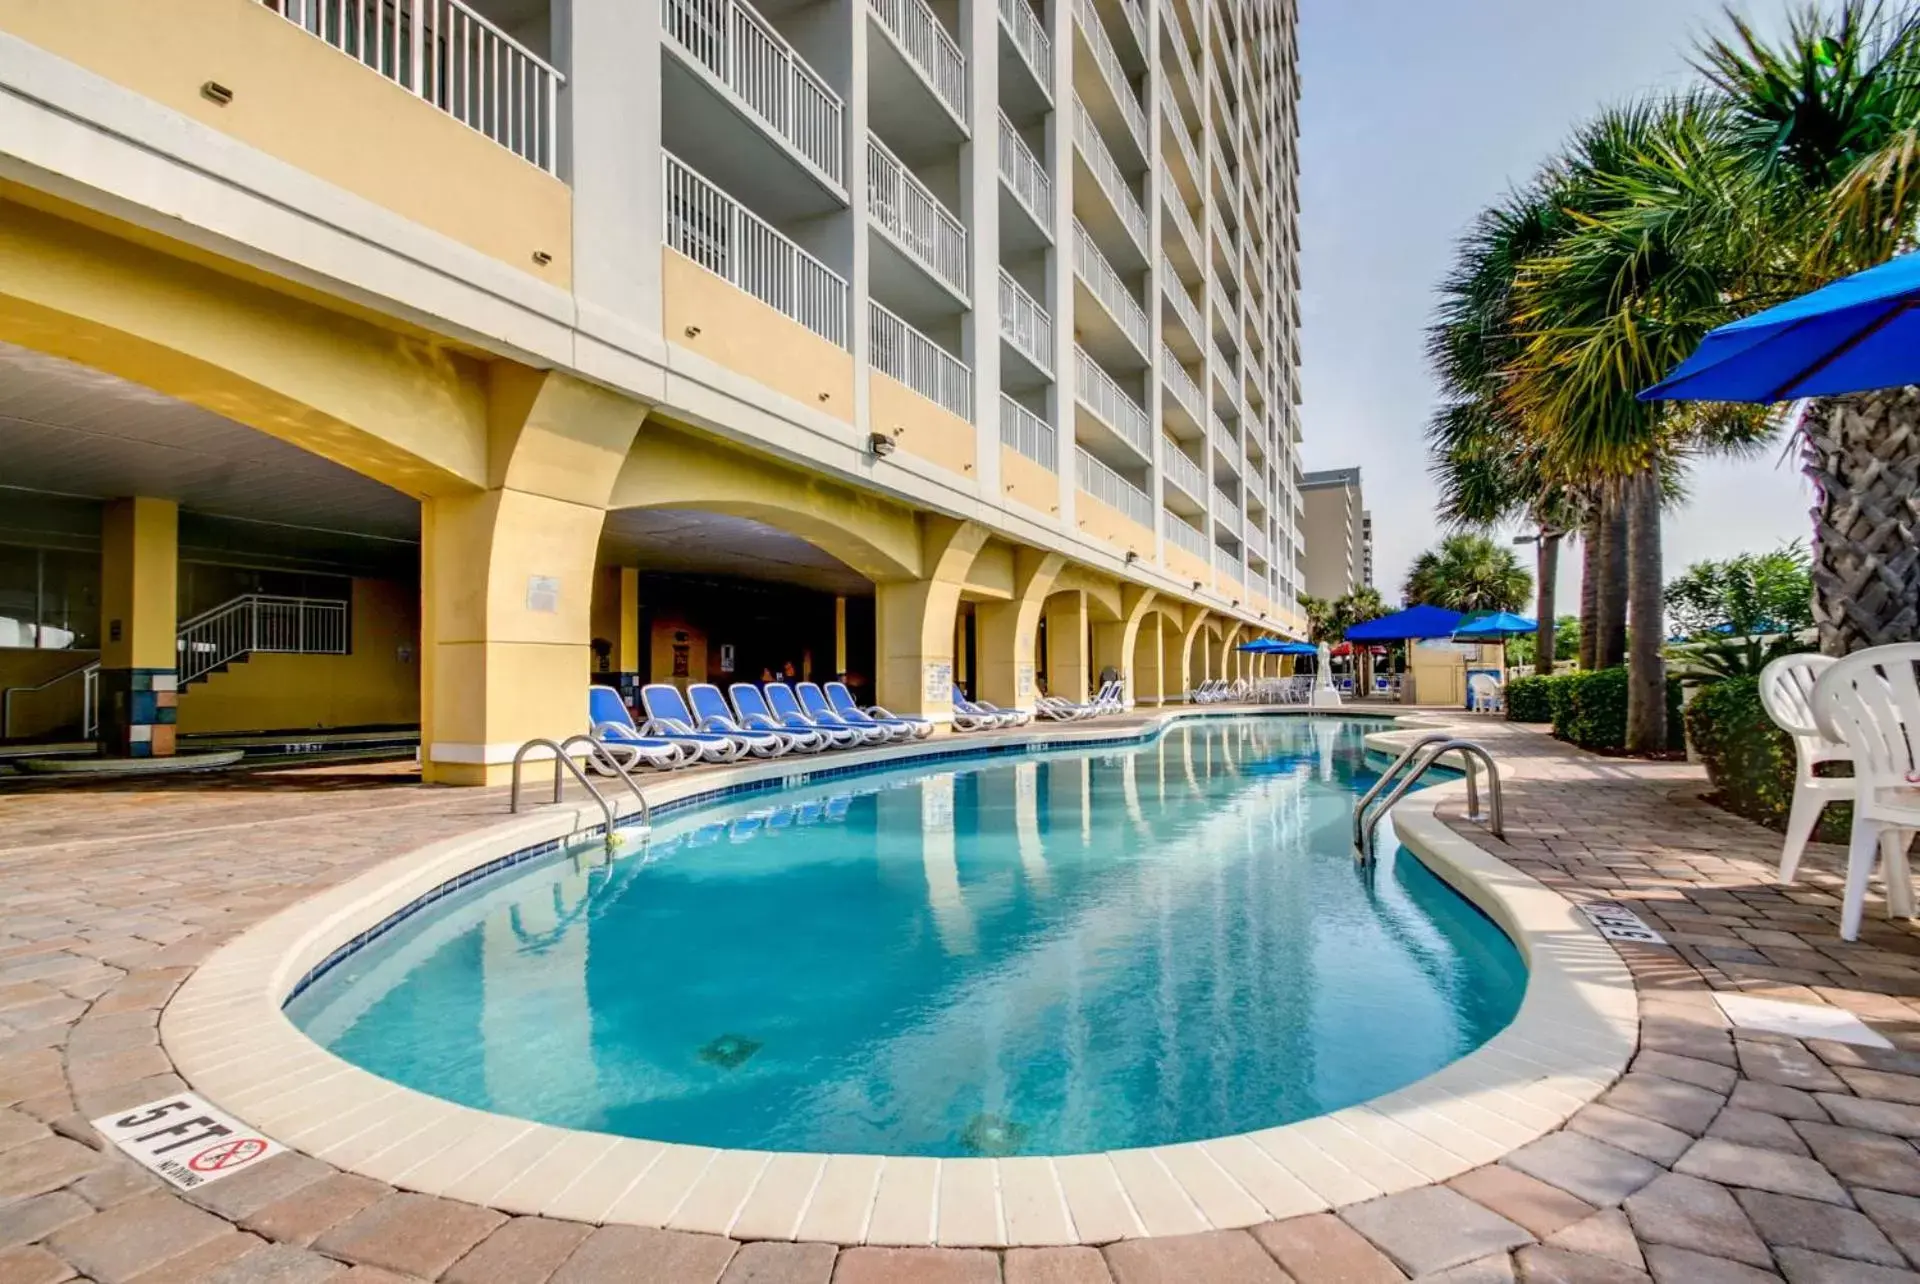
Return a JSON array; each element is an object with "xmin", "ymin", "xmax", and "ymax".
[{"xmin": 6, "ymin": 713, "xmax": 1920, "ymax": 1282}]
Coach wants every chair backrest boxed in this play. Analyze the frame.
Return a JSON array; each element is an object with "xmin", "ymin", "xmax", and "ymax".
[
  {"xmin": 1811, "ymin": 643, "xmax": 1920, "ymax": 783},
  {"xmin": 825, "ymin": 682, "xmax": 859, "ymax": 714},
  {"xmin": 730, "ymin": 682, "xmax": 776, "ymax": 722},
  {"xmin": 589, "ymin": 685, "xmax": 636, "ymax": 731},
  {"xmin": 642, "ymin": 683, "xmax": 696, "ymax": 727},
  {"xmin": 796, "ymin": 683, "xmax": 837, "ymax": 718},
  {"xmin": 950, "ymin": 684, "xmax": 977, "ymax": 711},
  {"xmin": 1759, "ymin": 653, "xmax": 1836, "ymax": 739},
  {"xmin": 766, "ymin": 683, "xmax": 809, "ymax": 721},
  {"xmin": 1468, "ymin": 673, "xmax": 1502, "ymax": 699},
  {"xmin": 688, "ymin": 684, "xmax": 736, "ymax": 727}
]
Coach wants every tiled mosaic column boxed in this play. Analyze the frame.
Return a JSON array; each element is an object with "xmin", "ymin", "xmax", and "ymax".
[{"xmin": 98, "ymin": 497, "xmax": 178, "ymax": 758}]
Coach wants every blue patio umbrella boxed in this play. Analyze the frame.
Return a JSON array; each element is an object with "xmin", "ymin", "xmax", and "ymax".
[
  {"xmin": 1344, "ymin": 604, "xmax": 1464, "ymax": 642},
  {"xmin": 1641, "ymin": 249, "xmax": 1920, "ymax": 403},
  {"xmin": 1452, "ymin": 610, "xmax": 1538, "ymax": 639}
]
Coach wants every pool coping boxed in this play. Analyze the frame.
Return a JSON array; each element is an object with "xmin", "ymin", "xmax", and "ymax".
[{"xmin": 159, "ymin": 710, "xmax": 1637, "ymax": 1248}]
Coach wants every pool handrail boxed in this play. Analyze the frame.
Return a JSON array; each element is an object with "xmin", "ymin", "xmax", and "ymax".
[{"xmin": 1354, "ymin": 736, "xmax": 1504, "ymax": 863}]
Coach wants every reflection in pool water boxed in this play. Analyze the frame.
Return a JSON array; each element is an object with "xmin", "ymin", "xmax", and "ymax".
[{"xmin": 287, "ymin": 717, "xmax": 1526, "ymax": 1157}]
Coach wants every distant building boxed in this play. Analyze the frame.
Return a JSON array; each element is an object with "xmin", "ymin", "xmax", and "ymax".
[{"xmin": 1301, "ymin": 468, "xmax": 1368, "ymax": 600}]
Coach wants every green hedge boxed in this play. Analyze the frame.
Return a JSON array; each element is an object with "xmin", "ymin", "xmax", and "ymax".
[
  {"xmin": 1505, "ymin": 674, "xmax": 1561, "ymax": 723},
  {"xmin": 1686, "ymin": 674, "xmax": 1850, "ymax": 841},
  {"xmin": 1542, "ymin": 667, "xmax": 1686, "ymax": 752}
]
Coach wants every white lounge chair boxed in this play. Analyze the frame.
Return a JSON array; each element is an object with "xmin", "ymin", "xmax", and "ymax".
[
  {"xmin": 800, "ymin": 682, "xmax": 909, "ymax": 742},
  {"xmin": 1758, "ymin": 654, "xmax": 1848, "ymax": 884},
  {"xmin": 825, "ymin": 681, "xmax": 933, "ymax": 739},
  {"xmin": 769, "ymin": 682, "xmax": 889, "ymax": 745},
  {"xmin": 1809, "ymin": 644, "xmax": 1920, "ymax": 940},
  {"xmin": 638, "ymin": 684, "xmax": 748, "ymax": 763},
  {"xmin": 689, "ymin": 682, "xmax": 819, "ymax": 755},
  {"xmin": 587, "ymin": 686, "xmax": 690, "ymax": 772},
  {"xmin": 732, "ymin": 683, "xmax": 857, "ymax": 748}
]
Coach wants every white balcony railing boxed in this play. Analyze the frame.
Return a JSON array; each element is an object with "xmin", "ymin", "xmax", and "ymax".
[
  {"xmin": 1163, "ymin": 102, "xmax": 1204, "ymax": 190},
  {"xmin": 1213, "ymin": 484, "xmax": 1243, "ymax": 531},
  {"xmin": 1117, "ymin": 0, "xmax": 1149, "ymax": 58},
  {"xmin": 1000, "ymin": 395, "xmax": 1057, "ymax": 468},
  {"xmin": 1216, "ymin": 547, "xmax": 1246, "ymax": 585},
  {"xmin": 1077, "ymin": 447, "xmax": 1154, "ymax": 528},
  {"xmin": 1075, "ymin": 347, "xmax": 1151, "ymax": 457},
  {"xmin": 1246, "ymin": 523, "xmax": 1270, "ymax": 565},
  {"xmin": 999, "ymin": 270, "xmax": 1055, "ymax": 374},
  {"xmin": 663, "ymin": 0, "xmax": 844, "ymax": 183},
  {"xmin": 264, "ymin": 0, "xmax": 564, "ymax": 172},
  {"xmin": 868, "ymin": 135, "xmax": 969, "ymax": 297},
  {"xmin": 871, "ymin": 0, "xmax": 967, "ymax": 120},
  {"xmin": 1163, "ymin": 187, "xmax": 1203, "ymax": 266},
  {"xmin": 1211, "ymin": 335, "xmax": 1236, "ymax": 385},
  {"xmin": 1160, "ymin": 343, "xmax": 1204, "ymax": 423},
  {"xmin": 1160, "ymin": 436, "xmax": 1207, "ymax": 501},
  {"xmin": 1073, "ymin": 222, "xmax": 1149, "ymax": 354},
  {"xmin": 871, "ymin": 301, "xmax": 972, "ymax": 420},
  {"xmin": 998, "ymin": 112, "xmax": 1053, "ymax": 231},
  {"xmin": 1073, "ymin": 98, "xmax": 1149, "ymax": 254},
  {"xmin": 665, "ymin": 154, "xmax": 849, "ymax": 346},
  {"xmin": 998, "ymin": 0, "xmax": 1052, "ymax": 95},
  {"xmin": 1163, "ymin": 508, "xmax": 1209, "ymax": 559},
  {"xmin": 1161, "ymin": 255, "xmax": 1204, "ymax": 341},
  {"xmin": 1075, "ymin": 0, "xmax": 1147, "ymax": 154},
  {"xmin": 1160, "ymin": 1, "xmax": 1202, "ymax": 117}
]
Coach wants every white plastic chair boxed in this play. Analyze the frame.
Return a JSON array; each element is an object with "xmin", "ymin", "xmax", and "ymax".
[
  {"xmin": 1808, "ymin": 644, "xmax": 1920, "ymax": 940},
  {"xmin": 1757, "ymin": 654, "xmax": 1849, "ymax": 884},
  {"xmin": 1468, "ymin": 673, "xmax": 1505, "ymax": 714}
]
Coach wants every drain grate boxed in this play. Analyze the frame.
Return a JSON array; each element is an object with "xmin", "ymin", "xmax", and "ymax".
[
  {"xmin": 959, "ymin": 1113, "xmax": 1028, "ymax": 1156},
  {"xmin": 696, "ymin": 1034, "xmax": 762, "ymax": 1069}
]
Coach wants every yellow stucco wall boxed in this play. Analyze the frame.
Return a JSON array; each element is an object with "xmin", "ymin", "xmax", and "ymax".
[
  {"xmin": 0, "ymin": 0, "xmax": 571, "ymax": 282},
  {"xmin": 0, "ymin": 650, "xmax": 98, "ymax": 740},
  {"xmin": 662, "ymin": 250, "xmax": 855, "ymax": 423},
  {"xmin": 175, "ymin": 578, "xmax": 420, "ymax": 733},
  {"xmin": 999, "ymin": 446, "xmax": 1059, "ymax": 515},
  {"xmin": 649, "ymin": 616, "xmax": 709, "ymax": 693},
  {"xmin": 1073, "ymin": 490, "xmax": 1153, "ymax": 557},
  {"xmin": 1164, "ymin": 544, "xmax": 1210, "ymax": 589},
  {"xmin": 869, "ymin": 372, "xmax": 976, "ymax": 478},
  {"xmin": 100, "ymin": 498, "xmax": 178, "ymax": 670}
]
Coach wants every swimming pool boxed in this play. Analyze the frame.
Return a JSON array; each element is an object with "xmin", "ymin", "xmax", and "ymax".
[{"xmin": 287, "ymin": 716, "xmax": 1525, "ymax": 1158}]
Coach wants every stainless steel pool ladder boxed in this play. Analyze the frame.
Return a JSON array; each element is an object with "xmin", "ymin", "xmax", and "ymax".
[
  {"xmin": 1353, "ymin": 734, "xmax": 1504, "ymax": 864},
  {"xmin": 510, "ymin": 736, "xmax": 651, "ymax": 849}
]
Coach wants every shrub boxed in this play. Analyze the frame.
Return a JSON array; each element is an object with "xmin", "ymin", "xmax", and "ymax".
[
  {"xmin": 1506, "ymin": 673, "xmax": 1566, "ymax": 723},
  {"xmin": 1686, "ymin": 674, "xmax": 1850, "ymax": 841},
  {"xmin": 1550, "ymin": 667, "xmax": 1686, "ymax": 752}
]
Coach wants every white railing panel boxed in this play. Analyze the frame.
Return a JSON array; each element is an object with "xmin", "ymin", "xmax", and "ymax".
[
  {"xmin": 266, "ymin": 0, "xmax": 565, "ymax": 173},
  {"xmin": 998, "ymin": 0, "xmax": 1052, "ymax": 95},
  {"xmin": 1073, "ymin": 222, "xmax": 1149, "ymax": 354},
  {"xmin": 1163, "ymin": 508, "xmax": 1209, "ymax": 558},
  {"xmin": 999, "ymin": 270, "xmax": 1055, "ymax": 374},
  {"xmin": 1163, "ymin": 187, "xmax": 1203, "ymax": 266},
  {"xmin": 1076, "ymin": 447, "xmax": 1153, "ymax": 527},
  {"xmin": 871, "ymin": 302, "xmax": 972, "ymax": 420},
  {"xmin": 1075, "ymin": 0, "xmax": 1146, "ymax": 154},
  {"xmin": 176, "ymin": 594, "xmax": 350, "ymax": 687},
  {"xmin": 1160, "ymin": 343, "xmax": 1204, "ymax": 422},
  {"xmin": 662, "ymin": 0, "xmax": 845, "ymax": 183},
  {"xmin": 1074, "ymin": 347, "xmax": 1151, "ymax": 456},
  {"xmin": 1000, "ymin": 395, "xmax": 1057, "ymax": 468},
  {"xmin": 1163, "ymin": 101, "xmax": 1203, "ymax": 189},
  {"xmin": 1160, "ymin": 436, "xmax": 1207, "ymax": 501},
  {"xmin": 997, "ymin": 113, "xmax": 1053, "ymax": 232},
  {"xmin": 665, "ymin": 155, "xmax": 850, "ymax": 346},
  {"xmin": 1212, "ymin": 484, "xmax": 1243, "ymax": 531},
  {"xmin": 1216, "ymin": 548, "xmax": 1246, "ymax": 585},
  {"xmin": 871, "ymin": 0, "xmax": 967, "ymax": 119},
  {"xmin": 868, "ymin": 135, "xmax": 970, "ymax": 296},
  {"xmin": 1073, "ymin": 98, "xmax": 1148, "ymax": 254},
  {"xmin": 1161, "ymin": 256, "xmax": 1203, "ymax": 342}
]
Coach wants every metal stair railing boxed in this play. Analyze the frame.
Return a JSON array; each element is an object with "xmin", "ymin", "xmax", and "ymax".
[
  {"xmin": 510, "ymin": 737, "xmax": 652, "ymax": 850},
  {"xmin": 176, "ymin": 594, "xmax": 349, "ymax": 686},
  {"xmin": 1, "ymin": 661, "xmax": 100, "ymax": 739},
  {"xmin": 1353, "ymin": 735, "xmax": 1503, "ymax": 864}
]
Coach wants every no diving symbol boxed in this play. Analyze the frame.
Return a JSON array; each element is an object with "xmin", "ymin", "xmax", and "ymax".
[{"xmin": 189, "ymin": 1138, "xmax": 267, "ymax": 1173}]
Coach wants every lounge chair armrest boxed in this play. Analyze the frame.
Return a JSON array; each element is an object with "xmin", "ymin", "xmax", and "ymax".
[
  {"xmin": 697, "ymin": 716, "xmax": 735, "ymax": 733},
  {"xmin": 590, "ymin": 720, "xmax": 633, "ymax": 739},
  {"xmin": 638, "ymin": 718, "xmax": 681, "ymax": 737}
]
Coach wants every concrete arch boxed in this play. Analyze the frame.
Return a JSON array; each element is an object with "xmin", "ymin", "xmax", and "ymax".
[
  {"xmin": 1052, "ymin": 564, "xmax": 1124, "ymax": 623},
  {"xmin": 874, "ymin": 518, "xmax": 990, "ymax": 718},
  {"xmin": 1218, "ymin": 619, "xmax": 1247, "ymax": 681},
  {"xmin": 609, "ymin": 421, "xmax": 922, "ymax": 583},
  {"xmin": 977, "ymin": 550, "xmax": 1067, "ymax": 710}
]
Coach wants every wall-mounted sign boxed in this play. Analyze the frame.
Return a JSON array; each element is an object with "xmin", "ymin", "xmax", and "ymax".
[
  {"xmin": 1016, "ymin": 661, "xmax": 1035, "ymax": 699},
  {"xmin": 925, "ymin": 660, "xmax": 953, "ymax": 702},
  {"xmin": 525, "ymin": 575, "xmax": 560, "ymax": 614},
  {"xmin": 719, "ymin": 644, "xmax": 736, "ymax": 674}
]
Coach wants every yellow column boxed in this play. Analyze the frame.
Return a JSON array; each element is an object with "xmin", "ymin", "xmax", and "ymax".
[
  {"xmin": 874, "ymin": 518, "xmax": 988, "ymax": 722},
  {"xmin": 1094, "ymin": 585, "xmax": 1155, "ymax": 707},
  {"xmin": 1161, "ymin": 616, "xmax": 1188, "ymax": 704},
  {"xmin": 976, "ymin": 550, "xmax": 1065, "ymax": 711},
  {"xmin": 98, "ymin": 497, "xmax": 178, "ymax": 758},
  {"xmin": 1043, "ymin": 591, "xmax": 1090, "ymax": 701},
  {"xmin": 1132, "ymin": 614, "xmax": 1164, "ymax": 706},
  {"xmin": 619, "ymin": 569, "xmax": 641, "ymax": 676},
  {"xmin": 421, "ymin": 370, "xmax": 648, "ymax": 785},
  {"xmin": 834, "ymin": 596, "xmax": 848, "ymax": 674}
]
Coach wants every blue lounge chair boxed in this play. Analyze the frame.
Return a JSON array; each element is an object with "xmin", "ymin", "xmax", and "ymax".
[
  {"xmin": 587, "ymin": 686, "xmax": 689, "ymax": 772},
  {"xmin": 688, "ymin": 683, "xmax": 815, "ymax": 755},
  {"xmin": 951, "ymin": 685, "xmax": 1024, "ymax": 729},
  {"xmin": 769, "ymin": 683, "xmax": 889, "ymax": 746},
  {"xmin": 639, "ymin": 684, "xmax": 748, "ymax": 763},
  {"xmin": 731, "ymin": 682, "xmax": 859, "ymax": 748},
  {"xmin": 824, "ymin": 681, "xmax": 934, "ymax": 740},
  {"xmin": 800, "ymin": 682, "xmax": 909, "ymax": 743}
]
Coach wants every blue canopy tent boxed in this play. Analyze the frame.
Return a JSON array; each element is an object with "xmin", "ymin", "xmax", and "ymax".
[
  {"xmin": 1453, "ymin": 610, "xmax": 1538, "ymax": 640},
  {"xmin": 1642, "ymin": 249, "xmax": 1920, "ymax": 404},
  {"xmin": 1344, "ymin": 605, "xmax": 1464, "ymax": 641},
  {"xmin": 1238, "ymin": 639, "xmax": 1317, "ymax": 655}
]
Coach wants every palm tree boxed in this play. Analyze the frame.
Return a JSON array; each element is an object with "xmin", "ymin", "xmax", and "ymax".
[{"xmin": 1403, "ymin": 533, "xmax": 1534, "ymax": 613}]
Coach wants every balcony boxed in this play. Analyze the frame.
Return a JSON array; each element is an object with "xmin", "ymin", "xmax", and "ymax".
[
  {"xmin": 265, "ymin": 0, "xmax": 565, "ymax": 172},
  {"xmin": 1245, "ymin": 523, "xmax": 1270, "ymax": 569},
  {"xmin": 1160, "ymin": 436, "xmax": 1207, "ymax": 513},
  {"xmin": 1077, "ymin": 447, "xmax": 1154, "ymax": 529},
  {"xmin": 1073, "ymin": 222, "xmax": 1150, "ymax": 363},
  {"xmin": 1074, "ymin": 0, "xmax": 1148, "ymax": 167},
  {"xmin": 868, "ymin": 134, "xmax": 969, "ymax": 305},
  {"xmin": 1161, "ymin": 103, "xmax": 1204, "ymax": 206},
  {"xmin": 1213, "ymin": 483, "xmax": 1243, "ymax": 532},
  {"xmin": 1161, "ymin": 257, "xmax": 1205, "ymax": 353},
  {"xmin": 1215, "ymin": 547, "xmax": 1246, "ymax": 587},
  {"xmin": 1075, "ymin": 347, "xmax": 1152, "ymax": 462},
  {"xmin": 869, "ymin": 0, "xmax": 968, "ymax": 143},
  {"xmin": 1162, "ymin": 187, "xmax": 1204, "ymax": 279},
  {"xmin": 999, "ymin": 269, "xmax": 1054, "ymax": 381},
  {"xmin": 1001, "ymin": 394, "xmax": 1057, "ymax": 469},
  {"xmin": 1072, "ymin": 98, "xmax": 1149, "ymax": 264},
  {"xmin": 1160, "ymin": 343, "xmax": 1204, "ymax": 434},
  {"xmin": 998, "ymin": 113, "xmax": 1053, "ymax": 249},
  {"xmin": 1163, "ymin": 507, "xmax": 1210, "ymax": 560},
  {"xmin": 664, "ymin": 154, "xmax": 849, "ymax": 346},
  {"xmin": 662, "ymin": 0, "xmax": 847, "ymax": 211},
  {"xmin": 998, "ymin": 0, "xmax": 1052, "ymax": 113},
  {"xmin": 871, "ymin": 302, "xmax": 972, "ymax": 420}
]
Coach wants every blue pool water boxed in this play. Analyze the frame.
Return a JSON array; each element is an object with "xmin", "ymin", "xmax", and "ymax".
[{"xmin": 287, "ymin": 717, "xmax": 1526, "ymax": 1157}]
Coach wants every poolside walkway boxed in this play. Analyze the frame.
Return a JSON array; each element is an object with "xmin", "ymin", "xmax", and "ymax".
[{"xmin": 5, "ymin": 715, "xmax": 1920, "ymax": 1282}]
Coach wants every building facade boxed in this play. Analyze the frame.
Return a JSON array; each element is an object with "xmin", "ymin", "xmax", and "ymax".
[
  {"xmin": 0, "ymin": 0, "xmax": 1302, "ymax": 780},
  {"xmin": 1299, "ymin": 467, "xmax": 1367, "ymax": 600}
]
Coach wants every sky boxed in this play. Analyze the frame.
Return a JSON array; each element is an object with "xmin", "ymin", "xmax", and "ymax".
[{"xmin": 1295, "ymin": 0, "xmax": 1814, "ymax": 610}]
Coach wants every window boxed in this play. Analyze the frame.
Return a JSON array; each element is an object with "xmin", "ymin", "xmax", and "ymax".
[{"xmin": 0, "ymin": 545, "xmax": 100, "ymax": 650}]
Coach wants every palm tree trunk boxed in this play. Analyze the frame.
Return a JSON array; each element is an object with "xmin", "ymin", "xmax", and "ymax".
[
  {"xmin": 1597, "ymin": 489, "xmax": 1628, "ymax": 669},
  {"xmin": 1579, "ymin": 511, "xmax": 1600, "ymax": 669},
  {"xmin": 1535, "ymin": 530, "xmax": 1561, "ymax": 673},
  {"xmin": 1624, "ymin": 468, "xmax": 1667, "ymax": 755},
  {"xmin": 1803, "ymin": 390, "xmax": 1920, "ymax": 655}
]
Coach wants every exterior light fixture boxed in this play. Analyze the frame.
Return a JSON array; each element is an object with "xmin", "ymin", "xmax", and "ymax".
[
  {"xmin": 1124, "ymin": 550, "xmax": 1139, "ymax": 564},
  {"xmin": 684, "ymin": 325, "xmax": 702, "ymax": 338},
  {"xmin": 531, "ymin": 250, "xmax": 553, "ymax": 266},
  {"xmin": 868, "ymin": 432, "xmax": 896, "ymax": 457},
  {"xmin": 201, "ymin": 81, "xmax": 234, "ymax": 106},
  {"xmin": 1192, "ymin": 580, "xmax": 1203, "ymax": 591}
]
